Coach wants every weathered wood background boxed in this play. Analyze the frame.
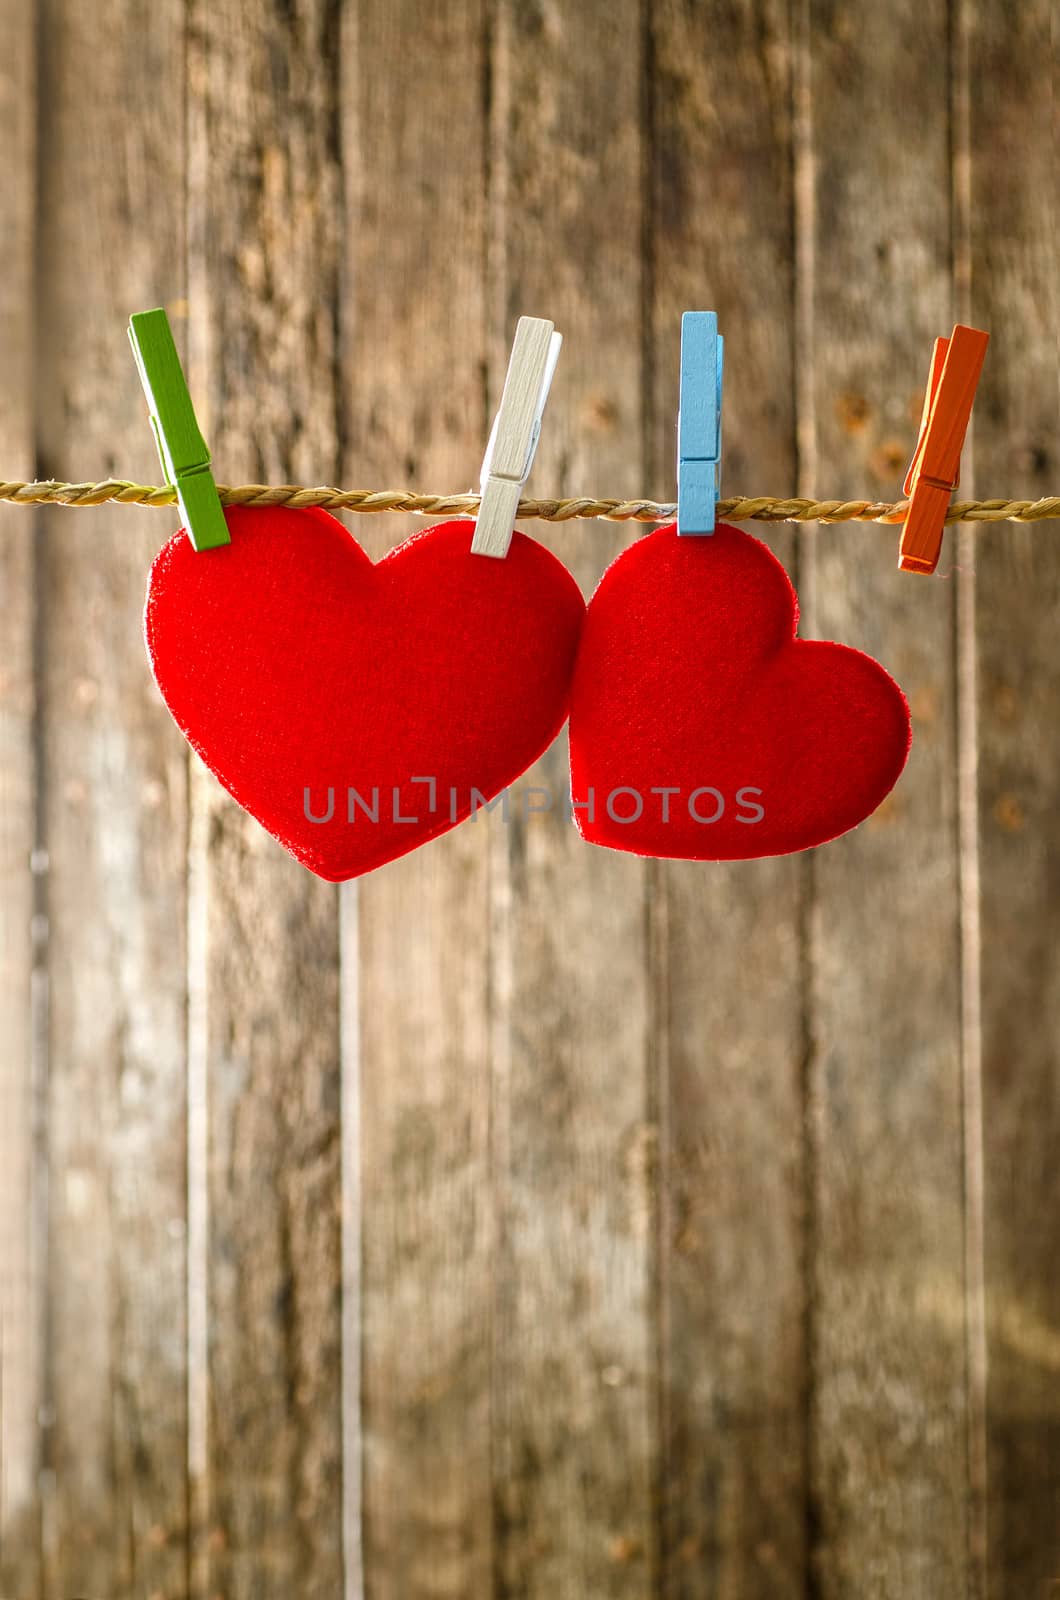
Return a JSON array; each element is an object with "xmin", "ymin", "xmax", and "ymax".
[{"xmin": 0, "ymin": 1, "xmax": 1057, "ymax": 1596}]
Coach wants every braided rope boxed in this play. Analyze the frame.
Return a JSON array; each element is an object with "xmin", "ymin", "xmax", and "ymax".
[{"xmin": 1, "ymin": 479, "xmax": 1059, "ymax": 525}]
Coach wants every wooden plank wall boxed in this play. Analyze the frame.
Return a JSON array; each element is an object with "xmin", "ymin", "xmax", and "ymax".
[
  {"xmin": 803, "ymin": 1, "xmax": 972, "ymax": 1590},
  {"xmin": 650, "ymin": 6, "xmax": 807, "ymax": 1592},
  {"xmin": 343, "ymin": 9, "xmax": 494, "ymax": 1597},
  {"xmin": 33, "ymin": 4, "xmax": 189, "ymax": 1597},
  {"xmin": 0, "ymin": 0, "xmax": 39, "ymax": 1595},
  {"xmin": 0, "ymin": 2, "xmax": 1056, "ymax": 1598},
  {"xmin": 185, "ymin": 7, "xmax": 345, "ymax": 1597},
  {"xmin": 970, "ymin": 1, "xmax": 1060, "ymax": 1593}
]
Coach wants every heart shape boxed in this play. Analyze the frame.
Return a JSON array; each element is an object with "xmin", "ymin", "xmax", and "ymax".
[
  {"xmin": 146, "ymin": 507, "xmax": 585, "ymax": 880},
  {"xmin": 569, "ymin": 522, "xmax": 911, "ymax": 859}
]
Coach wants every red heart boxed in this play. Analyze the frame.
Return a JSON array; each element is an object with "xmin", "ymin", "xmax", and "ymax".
[
  {"xmin": 569, "ymin": 522, "xmax": 911, "ymax": 859},
  {"xmin": 146, "ymin": 507, "xmax": 585, "ymax": 881}
]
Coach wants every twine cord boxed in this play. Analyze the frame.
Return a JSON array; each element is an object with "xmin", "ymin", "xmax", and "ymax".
[{"xmin": 1, "ymin": 479, "xmax": 1059, "ymax": 525}]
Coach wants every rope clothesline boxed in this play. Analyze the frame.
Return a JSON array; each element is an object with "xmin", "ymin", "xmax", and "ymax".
[{"xmin": 2, "ymin": 479, "xmax": 1059, "ymax": 525}]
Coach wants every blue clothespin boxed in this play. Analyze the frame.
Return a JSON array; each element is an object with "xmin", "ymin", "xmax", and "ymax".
[{"xmin": 677, "ymin": 311, "xmax": 724, "ymax": 535}]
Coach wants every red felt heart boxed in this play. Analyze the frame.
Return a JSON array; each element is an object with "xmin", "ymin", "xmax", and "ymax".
[
  {"xmin": 145, "ymin": 507, "xmax": 585, "ymax": 881},
  {"xmin": 568, "ymin": 522, "xmax": 911, "ymax": 859}
]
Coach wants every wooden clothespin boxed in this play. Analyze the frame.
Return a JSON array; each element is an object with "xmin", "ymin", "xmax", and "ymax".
[
  {"xmin": 128, "ymin": 308, "xmax": 230, "ymax": 552},
  {"xmin": 899, "ymin": 323, "xmax": 989, "ymax": 574},
  {"xmin": 471, "ymin": 316, "xmax": 562, "ymax": 558},
  {"xmin": 677, "ymin": 311, "xmax": 724, "ymax": 535}
]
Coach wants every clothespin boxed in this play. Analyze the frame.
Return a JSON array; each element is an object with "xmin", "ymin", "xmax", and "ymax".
[
  {"xmin": 471, "ymin": 316, "xmax": 562, "ymax": 558},
  {"xmin": 899, "ymin": 323, "xmax": 989, "ymax": 574},
  {"xmin": 128, "ymin": 308, "xmax": 230, "ymax": 552},
  {"xmin": 677, "ymin": 311, "xmax": 724, "ymax": 535}
]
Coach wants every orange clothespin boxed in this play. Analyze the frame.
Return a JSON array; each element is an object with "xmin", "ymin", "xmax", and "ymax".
[{"xmin": 899, "ymin": 324, "xmax": 989, "ymax": 574}]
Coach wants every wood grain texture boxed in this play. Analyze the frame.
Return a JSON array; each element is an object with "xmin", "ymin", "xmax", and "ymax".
[
  {"xmin": 968, "ymin": 0, "xmax": 1060, "ymax": 1592},
  {"xmin": 2, "ymin": 4, "xmax": 1060, "ymax": 1595},
  {"xmin": 489, "ymin": 5, "xmax": 656, "ymax": 1594},
  {"xmin": 0, "ymin": 0, "xmax": 39, "ymax": 1590},
  {"xmin": 802, "ymin": 0, "xmax": 971, "ymax": 1591},
  {"xmin": 33, "ymin": 1, "xmax": 190, "ymax": 1595},
  {"xmin": 648, "ymin": 4, "xmax": 808, "ymax": 1594},
  {"xmin": 185, "ymin": 3, "xmax": 344, "ymax": 1595},
  {"xmin": 340, "ymin": 6, "xmax": 494, "ymax": 1596}
]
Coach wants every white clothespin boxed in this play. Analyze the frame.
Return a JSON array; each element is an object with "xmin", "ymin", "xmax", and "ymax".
[{"xmin": 471, "ymin": 316, "xmax": 562, "ymax": 558}]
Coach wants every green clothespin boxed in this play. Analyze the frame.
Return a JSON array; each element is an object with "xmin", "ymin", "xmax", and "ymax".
[{"xmin": 128, "ymin": 308, "xmax": 230, "ymax": 551}]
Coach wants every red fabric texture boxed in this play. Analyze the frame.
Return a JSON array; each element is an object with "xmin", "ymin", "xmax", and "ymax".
[
  {"xmin": 569, "ymin": 521, "xmax": 911, "ymax": 859},
  {"xmin": 145, "ymin": 507, "xmax": 585, "ymax": 881}
]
